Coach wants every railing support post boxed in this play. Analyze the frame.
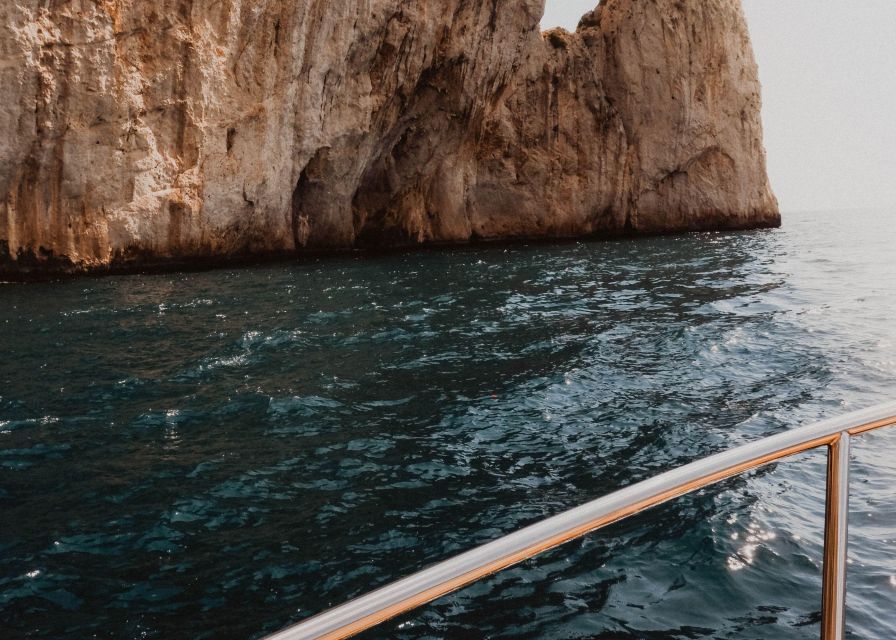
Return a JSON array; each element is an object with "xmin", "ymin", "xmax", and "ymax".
[{"xmin": 821, "ymin": 432, "xmax": 851, "ymax": 640}]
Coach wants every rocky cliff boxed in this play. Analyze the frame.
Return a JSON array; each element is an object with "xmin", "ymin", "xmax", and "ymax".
[{"xmin": 0, "ymin": 0, "xmax": 779, "ymax": 277}]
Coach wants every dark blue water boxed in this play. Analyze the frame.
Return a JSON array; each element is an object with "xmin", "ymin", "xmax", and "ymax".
[{"xmin": 1, "ymin": 209, "xmax": 894, "ymax": 640}]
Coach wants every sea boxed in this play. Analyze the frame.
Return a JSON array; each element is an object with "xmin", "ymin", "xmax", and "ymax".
[{"xmin": 1, "ymin": 208, "xmax": 894, "ymax": 639}]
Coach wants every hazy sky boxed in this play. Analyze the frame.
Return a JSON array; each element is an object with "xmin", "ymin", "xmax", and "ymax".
[{"xmin": 541, "ymin": 1, "xmax": 896, "ymax": 212}]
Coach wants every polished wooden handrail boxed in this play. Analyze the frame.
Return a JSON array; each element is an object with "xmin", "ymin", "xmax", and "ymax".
[{"xmin": 264, "ymin": 401, "xmax": 896, "ymax": 640}]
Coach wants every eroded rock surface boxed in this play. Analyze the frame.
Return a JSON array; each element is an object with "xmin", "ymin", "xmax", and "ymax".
[{"xmin": 0, "ymin": 0, "xmax": 779, "ymax": 276}]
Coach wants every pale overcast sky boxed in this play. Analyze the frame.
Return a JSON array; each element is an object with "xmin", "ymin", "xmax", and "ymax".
[{"xmin": 541, "ymin": 1, "xmax": 896, "ymax": 213}]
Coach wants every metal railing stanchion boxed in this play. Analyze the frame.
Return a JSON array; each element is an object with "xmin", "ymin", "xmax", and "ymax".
[{"xmin": 821, "ymin": 433, "xmax": 851, "ymax": 640}]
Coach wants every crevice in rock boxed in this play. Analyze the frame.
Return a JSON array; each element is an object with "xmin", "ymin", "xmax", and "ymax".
[{"xmin": 290, "ymin": 165, "xmax": 312, "ymax": 249}]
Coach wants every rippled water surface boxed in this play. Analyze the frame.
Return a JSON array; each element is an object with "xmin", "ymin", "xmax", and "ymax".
[{"xmin": 1, "ymin": 210, "xmax": 895, "ymax": 640}]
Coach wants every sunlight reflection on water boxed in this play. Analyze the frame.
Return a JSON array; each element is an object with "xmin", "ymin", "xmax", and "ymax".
[{"xmin": 0, "ymin": 209, "xmax": 894, "ymax": 640}]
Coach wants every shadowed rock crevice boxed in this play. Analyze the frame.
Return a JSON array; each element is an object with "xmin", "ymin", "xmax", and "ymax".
[{"xmin": 0, "ymin": 0, "xmax": 778, "ymax": 277}]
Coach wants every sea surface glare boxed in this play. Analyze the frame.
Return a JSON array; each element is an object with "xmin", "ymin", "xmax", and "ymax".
[{"xmin": 1, "ymin": 209, "xmax": 895, "ymax": 640}]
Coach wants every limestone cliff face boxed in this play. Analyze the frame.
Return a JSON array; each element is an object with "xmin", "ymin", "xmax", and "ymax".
[{"xmin": 0, "ymin": 0, "xmax": 779, "ymax": 276}]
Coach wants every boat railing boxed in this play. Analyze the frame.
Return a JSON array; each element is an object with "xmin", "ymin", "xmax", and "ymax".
[{"xmin": 263, "ymin": 401, "xmax": 896, "ymax": 640}]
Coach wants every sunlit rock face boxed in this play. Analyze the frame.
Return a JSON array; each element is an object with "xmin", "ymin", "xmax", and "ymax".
[{"xmin": 0, "ymin": 0, "xmax": 779, "ymax": 276}]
